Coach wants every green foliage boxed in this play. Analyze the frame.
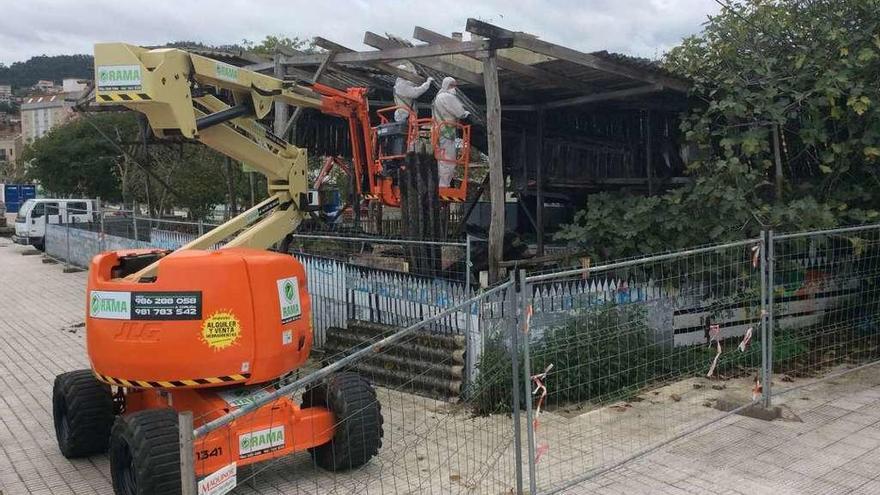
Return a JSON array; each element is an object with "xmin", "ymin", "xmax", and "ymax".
[
  {"xmin": 473, "ymin": 305, "xmax": 661, "ymax": 414},
  {"xmin": 0, "ymin": 55, "xmax": 93, "ymax": 89},
  {"xmin": 558, "ymin": 0, "xmax": 880, "ymax": 262},
  {"xmin": 241, "ymin": 35, "xmax": 315, "ymax": 55},
  {"xmin": 472, "ymin": 303, "xmax": 809, "ymax": 415},
  {"xmin": 22, "ymin": 113, "xmax": 263, "ymax": 218},
  {"xmin": 23, "ymin": 113, "xmax": 138, "ymax": 200}
]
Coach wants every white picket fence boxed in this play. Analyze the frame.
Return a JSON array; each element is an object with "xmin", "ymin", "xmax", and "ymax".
[
  {"xmin": 529, "ymin": 266, "xmax": 860, "ymax": 347},
  {"xmin": 294, "ymin": 253, "xmax": 478, "ymax": 347}
]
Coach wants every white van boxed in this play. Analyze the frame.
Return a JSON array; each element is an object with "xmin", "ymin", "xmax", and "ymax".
[{"xmin": 13, "ymin": 199, "xmax": 96, "ymax": 250}]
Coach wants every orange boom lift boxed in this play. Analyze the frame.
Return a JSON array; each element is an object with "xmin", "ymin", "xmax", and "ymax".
[{"xmin": 51, "ymin": 44, "xmax": 392, "ymax": 495}]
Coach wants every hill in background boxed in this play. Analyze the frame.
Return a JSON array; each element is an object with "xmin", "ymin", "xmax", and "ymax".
[{"xmin": 0, "ymin": 54, "xmax": 94, "ymax": 90}]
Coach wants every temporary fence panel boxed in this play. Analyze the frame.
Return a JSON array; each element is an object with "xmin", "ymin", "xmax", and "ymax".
[
  {"xmin": 183, "ymin": 281, "xmax": 523, "ymax": 495},
  {"xmin": 45, "ymin": 213, "xmax": 880, "ymax": 495},
  {"xmin": 767, "ymin": 226, "xmax": 880, "ymax": 399},
  {"xmin": 521, "ymin": 239, "xmax": 766, "ymax": 494}
]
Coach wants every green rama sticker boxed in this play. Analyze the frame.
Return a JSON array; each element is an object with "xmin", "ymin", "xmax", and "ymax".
[
  {"xmin": 96, "ymin": 65, "xmax": 142, "ymax": 91},
  {"xmin": 276, "ymin": 276, "xmax": 302, "ymax": 324},
  {"xmin": 215, "ymin": 62, "xmax": 239, "ymax": 82}
]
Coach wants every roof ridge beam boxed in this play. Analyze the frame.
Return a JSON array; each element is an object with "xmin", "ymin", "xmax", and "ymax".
[
  {"xmin": 465, "ymin": 18, "xmax": 689, "ymax": 93},
  {"xmin": 279, "ymin": 37, "xmax": 507, "ymax": 67},
  {"xmin": 313, "ymin": 37, "xmax": 424, "ymax": 83},
  {"xmin": 362, "ymin": 32, "xmax": 485, "ymax": 86},
  {"xmin": 413, "ymin": 26, "xmax": 592, "ymax": 94}
]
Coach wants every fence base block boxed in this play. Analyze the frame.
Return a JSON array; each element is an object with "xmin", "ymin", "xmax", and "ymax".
[{"xmin": 714, "ymin": 399, "xmax": 782, "ymax": 421}]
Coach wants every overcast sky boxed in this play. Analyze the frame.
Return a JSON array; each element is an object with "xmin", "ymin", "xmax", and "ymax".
[{"xmin": 0, "ymin": 0, "xmax": 720, "ymax": 65}]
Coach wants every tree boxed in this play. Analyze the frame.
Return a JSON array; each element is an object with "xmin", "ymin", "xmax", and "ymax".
[
  {"xmin": 23, "ymin": 113, "xmax": 138, "ymax": 200},
  {"xmin": 557, "ymin": 0, "xmax": 880, "ymax": 261},
  {"xmin": 241, "ymin": 35, "xmax": 315, "ymax": 55}
]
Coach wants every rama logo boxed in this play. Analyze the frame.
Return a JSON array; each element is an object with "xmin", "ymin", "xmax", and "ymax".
[
  {"xmin": 99, "ymin": 67, "xmax": 140, "ymax": 83},
  {"xmin": 239, "ymin": 426, "xmax": 285, "ymax": 457},
  {"xmin": 91, "ymin": 295, "xmax": 128, "ymax": 314},
  {"xmin": 283, "ymin": 280, "xmax": 295, "ymax": 301},
  {"xmin": 89, "ymin": 291, "xmax": 131, "ymax": 319},
  {"xmin": 215, "ymin": 63, "xmax": 239, "ymax": 82}
]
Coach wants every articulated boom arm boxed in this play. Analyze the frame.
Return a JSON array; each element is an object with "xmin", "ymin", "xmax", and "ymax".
[{"xmin": 93, "ymin": 43, "xmax": 371, "ymax": 279}]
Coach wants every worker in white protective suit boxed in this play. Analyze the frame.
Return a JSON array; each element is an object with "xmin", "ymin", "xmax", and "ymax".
[
  {"xmin": 393, "ymin": 63, "xmax": 433, "ymax": 122},
  {"xmin": 432, "ymin": 77, "xmax": 470, "ymax": 187}
]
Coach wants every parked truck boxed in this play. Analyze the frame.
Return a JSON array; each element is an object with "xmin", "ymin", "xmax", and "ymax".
[{"xmin": 12, "ymin": 198, "xmax": 96, "ymax": 250}]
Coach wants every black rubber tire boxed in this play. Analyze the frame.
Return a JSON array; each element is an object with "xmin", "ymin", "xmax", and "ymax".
[
  {"xmin": 302, "ymin": 372, "xmax": 384, "ymax": 471},
  {"xmin": 109, "ymin": 409, "xmax": 182, "ymax": 495},
  {"xmin": 53, "ymin": 369, "xmax": 114, "ymax": 458}
]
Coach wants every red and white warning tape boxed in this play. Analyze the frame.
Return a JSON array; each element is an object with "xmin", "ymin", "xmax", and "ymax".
[{"xmin": 531, "ymin": 363, "xmax": 553, "ymax": 463}]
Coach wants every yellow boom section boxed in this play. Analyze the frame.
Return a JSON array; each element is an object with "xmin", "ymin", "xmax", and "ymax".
[{"xmin": 93, "ymin": 43, "xmax": 321, "ymax": 279}]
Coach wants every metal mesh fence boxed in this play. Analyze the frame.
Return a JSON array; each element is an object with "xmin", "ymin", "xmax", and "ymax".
[
  {"xmin": 185, "ymin": 281, "xmax": 522, "ymax": 495},
  {"xmin": 37, "ymin": 212, "xmax": 880, "ymax": 494},
  {"xmin": 767, "ymin": 226, "xmax": 880, "ymax": 399},
  {"xmin": 285, "ymin": 233, "xmax": 471, "ymax": 284},
  {"xmin": 519, "ymin": 238, "xmax": 767, "ymax": 494}
]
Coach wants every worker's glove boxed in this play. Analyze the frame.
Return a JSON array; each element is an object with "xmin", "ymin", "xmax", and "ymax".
[
  {"xmin": 461, "ymin": 112, "xmax": 472, "ymax": 124},
  {"xmin": 426, "ymin": 76, "xmax": 435, "ymax": 85}
]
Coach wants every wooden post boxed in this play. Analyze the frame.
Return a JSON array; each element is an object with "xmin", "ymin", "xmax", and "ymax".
[
  {"xmin": 178, "ymin": 412, "xmax": 196, "ymax": 495},
  {"xmin": 273, "ymin": 55, "xmax": 289, "ymax": 139},
  {"xmin": 773, "ymin": 124, "xmax": 783, "ymax": 201},
  {"xmin": 645, "ymin": 110, "xmax": 654, "ymax": 196},
  {"xmin": 535, "ymin": 108, "xmax": 545, "ymax": 256},
  {"xmin": 483, "ymin": 51, "xmax": 504, "ymax": 282}
]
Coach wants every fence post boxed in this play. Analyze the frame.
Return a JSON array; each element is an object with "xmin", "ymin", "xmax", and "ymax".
[
  {"xmin": 96, "ymin": 197, "xmax": 105, "ymax": 253},
  {"xmin": 65, "ymin": 215, "xmax": 71, "ymax": 270},
  {"xmin": 132, "ymin": 210, "xmax": 139, "ymax": 242},
  {"xmin": 760, "ymin": 231, "xmax": 770, "ymax": 408},
  {"xmin": 198, "ymin": 219, "xmax": 204, "ymax": 236},
  {"xmin": 464, "ymin": 234, "xmax": 476, "ymax": 389},
  {"xmin": 765, "ymin": 230, "xmax": 775, "ymax": 404},
  {"xmin": 507, "ymin": 272, "xmax": 524, "ymax": 495},
  {"xmin": 179, "ymin": 411, "xmax": 197, "ymax": 495},
  {"xmin": 519, "ymin": 269, "xmax": 537, "ymax": 495}
]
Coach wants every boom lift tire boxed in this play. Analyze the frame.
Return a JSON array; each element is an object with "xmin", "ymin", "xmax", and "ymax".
[
  {"xmin": 109, "ymin": 409, "xmax": 182, "ymax": 495},
  {"xmin": 53, "ymin": 370, "xmax": 114, "ymax": 458},
  {"xmin": 302, "ymin": 372, "xmax": 384, "ymax": 471}
]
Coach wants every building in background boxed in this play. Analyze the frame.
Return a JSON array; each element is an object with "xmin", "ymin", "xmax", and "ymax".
[
  {"xmin": 62, "ymin": 78, "xmax": 87, "ymax": 94},
  {"xmin": 20, "ymin": 94, "xmax": 74, "ymax": 143},
  {"xmin": 32, "ymin": 80, "xmax": 57, "ymax": 93},
  {"xmin": 0, "ymin": 124, "xmax": 23, "ymax": 164},
  {"xmin": 0, "ymin": 85, "xmax": 11, "ymax": 105}
]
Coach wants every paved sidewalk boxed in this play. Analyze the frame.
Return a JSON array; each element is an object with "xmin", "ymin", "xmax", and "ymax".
[
  {"xmin": 0, "ymin": 240, "xmax": 113, "ymax": 494},
  {"xmin": 2, "ymin": 237, "xmax": 880, "ymax": 495},
  {"xmin": 579, "ymin": 367, "xmax": 880, "ymax": 494}
]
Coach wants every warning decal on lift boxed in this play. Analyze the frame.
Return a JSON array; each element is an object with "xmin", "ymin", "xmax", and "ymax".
[
  {"xmin": 201, "ymin": 311, "xmax": 241, "ymax": 350},
  {"xmin": 217, "ymin": 387, "xmax": 272, "ymax": 409}
]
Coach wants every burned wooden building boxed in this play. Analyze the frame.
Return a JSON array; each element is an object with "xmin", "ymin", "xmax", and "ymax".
[{"xmin": 241, "ymin": 18, "xmax": 691, "ymax": 278}]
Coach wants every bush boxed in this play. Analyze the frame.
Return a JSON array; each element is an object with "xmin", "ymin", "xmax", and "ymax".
[{"xmin": 471, "ymin": 302, "xmax": 811, "ymax": 415}]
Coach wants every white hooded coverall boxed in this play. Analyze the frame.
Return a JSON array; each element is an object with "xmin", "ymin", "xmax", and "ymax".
[
  {"xmin": 432, "ymin": 77, "xmax": 469, "ymax": 187},
  {"xmin": 393, "ymin": 77, "xmax": 432, "ymax": 122}
]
